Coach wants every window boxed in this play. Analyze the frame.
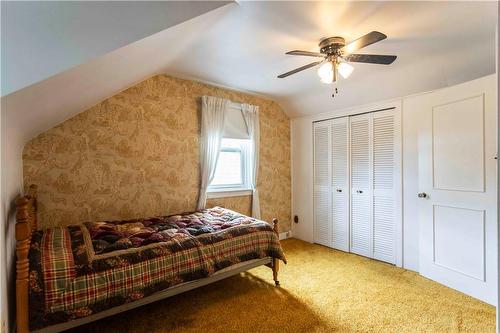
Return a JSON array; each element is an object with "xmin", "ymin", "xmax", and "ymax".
[{"xmin": 209, "ymin": 138, "xmax": 250, "ymax": 191}]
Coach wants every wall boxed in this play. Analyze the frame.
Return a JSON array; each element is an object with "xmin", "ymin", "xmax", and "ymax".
[
  {"xmin": 400, "ymin": 95, "xmax": 424, "ymax": 271},
  {"xmin": 290, "ymin": 118, "xmax": 313, "ymax": 243},
  {"xmin": 290, "ymin": 74, "xmax": 495, "ymax": 272},
  {"xmin": 23, "ymin": 74, "xmax": 291, "ymax": 232}
]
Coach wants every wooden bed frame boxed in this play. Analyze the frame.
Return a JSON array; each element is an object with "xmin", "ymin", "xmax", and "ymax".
[{"xmin": 15, "ymin": 185, "xmax": 280, "ymax": 333}]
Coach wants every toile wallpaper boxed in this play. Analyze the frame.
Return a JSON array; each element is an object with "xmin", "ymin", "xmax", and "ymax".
[{"xmin": 23, "ymin": 75, "xmax": 291, "ymax": 232}]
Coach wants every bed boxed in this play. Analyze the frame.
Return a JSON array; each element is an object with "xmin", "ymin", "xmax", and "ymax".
[{"xmin": 15, "ymin": 185, "xmax": 286, "ymax": 333}]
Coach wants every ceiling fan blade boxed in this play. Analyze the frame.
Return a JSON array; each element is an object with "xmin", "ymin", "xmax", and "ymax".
[
  {"xmin": 277, "ymin": 60, "xmax": 323, "ymax": 78},
  {"xmin": 286, "ymin": 50, "xmax": 324, "ymax": 57},
  {"xmin": 345, "ymin": 54, "xmax": 397, "ymax": 65},
  {"xmin": 342, "ymin": 31, "xmax": 387, "ymax": 55}
]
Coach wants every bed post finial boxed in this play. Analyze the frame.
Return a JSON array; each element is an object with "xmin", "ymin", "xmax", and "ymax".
[
  {"xmin": 272, "ymin": 218, "xmax": 279, "ymax": 234},
  {"xmin": 271, "ymin": 218, "xmax": 280, "ymax": 286}
]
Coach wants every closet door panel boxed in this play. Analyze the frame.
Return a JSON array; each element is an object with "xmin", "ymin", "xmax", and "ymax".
[
  {"xmin": 372, "ymin": 112, "xmax": 398, "ymax": 264},
  {"xmin": 350, "ymin": 114, "xmax": 373, "ymax": 257},
  {"xmin": 331, "ymin": 118, "xmax": 349, "ymax": 252},
  {"xmin": 313, "ymin": 122, "xmax": 332, "ymax": 247}
]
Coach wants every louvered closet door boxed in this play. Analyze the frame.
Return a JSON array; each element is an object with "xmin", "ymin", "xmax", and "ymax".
[
  {"xmin": 331, "ymin": 117, "xmax": 349, "ymax": 252},
  {"xmin": 350, "ymin": 114, "xmax": 373, "ymax": 258},
  {"xmin": 313, "ymin": 122, "xmax": 332, "ymax": 247},
  {"xmin": 372, "ymin": 110, "xmax": 400, "ymax": 264}
]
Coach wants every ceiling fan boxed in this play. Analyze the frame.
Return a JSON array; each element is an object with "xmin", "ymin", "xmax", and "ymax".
[{"xmin": 278, "ymin": 31, "xmax": 397, "ymax": 94}]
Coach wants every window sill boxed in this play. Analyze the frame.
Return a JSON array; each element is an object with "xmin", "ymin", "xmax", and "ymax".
[{"xmin": 207, "ymin": 188, "xmax": 253, "ymax": 199}]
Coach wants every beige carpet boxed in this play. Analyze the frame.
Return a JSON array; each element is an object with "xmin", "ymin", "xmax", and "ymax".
[{"xmin": 68, "ymin": 238, "xmax": 495, "ymax": 333}]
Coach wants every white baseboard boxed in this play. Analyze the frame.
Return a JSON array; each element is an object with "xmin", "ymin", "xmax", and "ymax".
[{"xmin": 279, "ymin": 230, "xmax": 292, "ymax": 240}]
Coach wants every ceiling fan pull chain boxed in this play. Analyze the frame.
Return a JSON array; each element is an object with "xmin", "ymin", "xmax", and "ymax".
[{"xmin": 332, "ymin": 87, "xmax": 339, "ymax": 98}]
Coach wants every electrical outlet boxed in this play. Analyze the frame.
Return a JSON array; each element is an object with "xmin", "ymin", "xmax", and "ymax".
[
  {"xmin": 279, "ymin": 231, "xmax": 292, "ymax": 240},
  {"xmin": 294, "ymin": 215, "xmax": 299, "ymax": 223}
]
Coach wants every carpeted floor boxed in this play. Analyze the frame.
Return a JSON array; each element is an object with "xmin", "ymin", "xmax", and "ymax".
[{"xmin": 68, "ymin": 238, "xmax": 495, "ymax": 333}]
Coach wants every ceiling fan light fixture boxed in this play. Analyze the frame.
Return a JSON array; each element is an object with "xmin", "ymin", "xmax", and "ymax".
[
  {"xmin": 317, "ymin": 62, "xmax": 333, "ymax": 84},
  {"xmin": 338, "ymin": 62, "xmax": 354, "ymax": 79},
  {"xmin": 278, "ymin": 31, "xmax": 396, "ymax": 92},
  {"xmin": 320, "ymin": 72, "xmax": 334, "ymax": 84}
]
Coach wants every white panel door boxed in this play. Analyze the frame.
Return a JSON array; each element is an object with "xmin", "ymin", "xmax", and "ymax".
[
  {"xmin": 372, "ymin": 110, "xmax": 401, "ymax": 265},
  {"xmin": 331, "ymin": 117, "xmax": 350, "ymax": 252},
  {"xmin": 418, "ymin": 76, "xmax": 497, "ymax": 305},
  {"xmin": 350, "ymin": 114, "xmax": 373, "ymax": 258},
  {"xmin": 313, "ymin": 121, "xmax": 332, "ymax": 247}
]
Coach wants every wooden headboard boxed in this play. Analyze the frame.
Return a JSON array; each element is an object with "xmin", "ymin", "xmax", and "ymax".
[{"xmin": 16, "ymin": 184, "xmax": 38, "ymax": 333}]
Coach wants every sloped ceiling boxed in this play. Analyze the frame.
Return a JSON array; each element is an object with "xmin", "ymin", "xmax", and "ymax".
[
  {"xmin": 1, "ymin": 0, "xmax": 231, "ymax": 96},
  {"xmin": 2, "ymin": 1, "xmax": 497, "ymax": 146}
]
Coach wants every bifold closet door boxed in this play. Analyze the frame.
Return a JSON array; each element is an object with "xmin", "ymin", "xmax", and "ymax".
[
  {"xmin": 331, "ymin": 118, "xmax": 349, "ymax": 252},
  {"xmin": 313, "ymin": 121, "xmax": 332, "ymax": 247},
  {"xmin": 372, "ymin": 110, "xmax": 400, "ymax": 265},
  {"xmin": 350, "ymin": 110, "xmax": 400, "ymax": 264},
  {"xmin": 349, "ymin": 114, "xmax": 373, "ymax": 258},
  {"xmin": 314, "ymin": 110, "xmax": 401, "ymax": 265}
]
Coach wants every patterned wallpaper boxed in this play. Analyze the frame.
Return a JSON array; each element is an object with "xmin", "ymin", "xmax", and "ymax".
[{"xmin": 23, "ymin": 75, "xmax": 291, "ymax": 232}]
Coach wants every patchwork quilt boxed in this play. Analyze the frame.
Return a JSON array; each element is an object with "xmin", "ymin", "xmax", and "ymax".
[{"xmin": 28, "ymin": 207, "xmax": 286, "ymax": 330}]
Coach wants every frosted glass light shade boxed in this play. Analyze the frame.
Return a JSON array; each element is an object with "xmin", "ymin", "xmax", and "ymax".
[
  {"xmin": 338, "ymin": 62, "xmax": 354, "ymax": 79},
  {"xmin": 317, "ymin": 62, "xmax": 333, "ymax": 84}
]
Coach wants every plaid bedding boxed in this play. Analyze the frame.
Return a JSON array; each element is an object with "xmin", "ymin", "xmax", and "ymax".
[{"xmin": 28, "ymin": 207, "xmax": 286, "ymax": 330}]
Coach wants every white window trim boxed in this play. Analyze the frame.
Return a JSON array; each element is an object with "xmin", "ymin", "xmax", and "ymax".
[{"xmin": 206, "ymin": 188, "xmax": 253, "ymax": 199}]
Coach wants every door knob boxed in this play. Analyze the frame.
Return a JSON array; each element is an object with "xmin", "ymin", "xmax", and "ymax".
[
  {"xmin": 417, "ymin": 192, "xmax": 428, "ymax": 198},
  {"xmin": 336, "ymin": 189, "xmax": 343, "ymax": 192},
  {"xmin": 356, "ymin": 190, "xmax": 363, "ymax": 194}
]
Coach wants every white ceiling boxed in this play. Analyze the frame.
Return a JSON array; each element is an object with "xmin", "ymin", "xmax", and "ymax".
[
  {"xmin": 1, "ymin": 1, "xmax": 497, "ymax": 145},
  {"xmin": 162, "ymin": 1, "xmax": 497, "ymax": 117}
]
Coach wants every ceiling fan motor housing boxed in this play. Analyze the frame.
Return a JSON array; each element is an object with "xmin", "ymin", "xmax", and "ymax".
[{"xmin": 319, "ymin": 37, "xmax": 346, "ymax": 55}]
